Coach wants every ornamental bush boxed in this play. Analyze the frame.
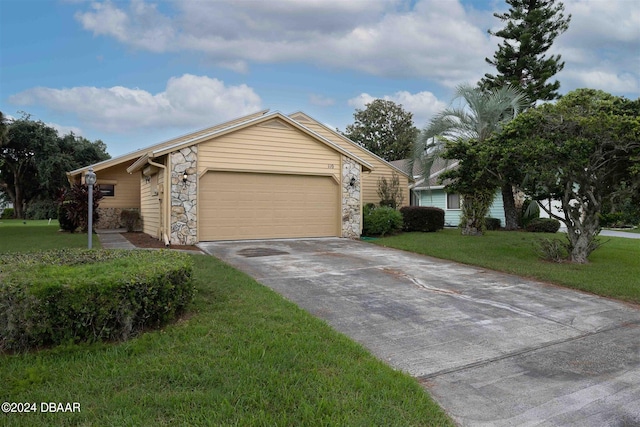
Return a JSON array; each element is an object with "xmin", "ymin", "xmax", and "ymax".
[
  {"xmin": 0, "ymin": 249, "xmax": 194, "ymax": 352},
  {"xmin": 484, "ymin": 217, "xmax": 501, "ymax": 231},
  {"xmin": 363, "ymin": 206, "xmax": 403, "ymax": 236},
  {"xmin": 120, "ymin": 209, "xmax": 141, "ymax": 232},
  {"xmin": 1, "ymin": 208, "xmax": 14, "ymax": 219},
  {"xmin": 399, "ymin": 206, "xmax": 445, "ymax": 232},
  {"xmin": 526, "ymin": 218, "xmax": 561, "ymax": 233}
]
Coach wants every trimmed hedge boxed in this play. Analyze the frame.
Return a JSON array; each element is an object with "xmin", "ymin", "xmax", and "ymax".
[
  {"xmin": 363, "ymin": 206, "xmax": 403, "ymax": 236},
  {"xmin": 0, "ymin": 249, "xmax": 194, "ymax": 352},
  {"xmin": 484, "ymin": 217, "xmax": 501, "ymax": 231},
  {"xmin": 399, "ymin": 206, "xmax": 445, "ymax": 232},
  {"xmin": 526, "ymin": 218, "xmax": 561, "ymax": 233}
]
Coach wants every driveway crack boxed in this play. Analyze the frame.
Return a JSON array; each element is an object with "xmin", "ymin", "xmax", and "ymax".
[{"xmin": 416, "ymin": 319, "xmax": 640, "ymax": 382}]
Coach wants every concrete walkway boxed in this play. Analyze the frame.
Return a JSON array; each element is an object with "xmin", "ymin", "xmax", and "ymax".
[
  {"xmin": 199, "ymin": 238, "xmax": 640, "ymax": 427},
  {"xmin": 95, "ymin": 228, "xmax": 136, "ymax": 249},
  {"xmin": 600, "ymin": 229, "xmax": 640, "ymax": 239}
]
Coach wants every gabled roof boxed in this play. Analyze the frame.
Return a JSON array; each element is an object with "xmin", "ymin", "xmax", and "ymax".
[
  {"xmin": 287, "ymin": 111, "xmax": 412, "ymax": 181},
  {"xmin": 67, "ymin": 109, "xmax": 271, "ymax": 177},
  {"xmin": 68, "ymin": 109, "xmax": 376, "ymax": 178},
  {"xmin": 131, "ymin": 111, "xmax": 373, "ymax": 172}
]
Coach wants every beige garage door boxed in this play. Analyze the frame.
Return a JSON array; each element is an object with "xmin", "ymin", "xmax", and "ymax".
[{"xmin": 199, "ymin": 171, "xmax": 339, "ymax": 241}]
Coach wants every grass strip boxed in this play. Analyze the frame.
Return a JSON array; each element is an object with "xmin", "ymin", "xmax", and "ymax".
[
  {"xmin": 377, "ymin": 229, "xmax": 640, "ymax": 304},
  {"xmin": 0, "ymin": 220, "xmax": 100, "ymax": 253},
  {"xmin": 1, "ymin": 254, "xmax": 453, "ymax": 426}
]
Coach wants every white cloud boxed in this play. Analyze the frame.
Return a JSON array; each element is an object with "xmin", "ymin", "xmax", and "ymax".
[
  {"xmin": 74, "ymin": 0, "xmax": 494, "ymax": 84},
  {"xmin": 72, "ymin": 0, "xmax": 640, "ymax": 97},
  {"xmin": 75, "ymin": 0, "xmax": 175, "ymax": 52},
  {"xmin": 348, "ymin": 90, "xmax": 447, "ymax": 128},
  {"xmin": 9, "ymin": 74, "xmax": 262, "ymax": 133},
  {"xmin": 547, "ymin": 0, "xmax": 640, "ymax": 96},
  {"xmin": 47, "ymin": 122, "xmax": 84, "ymax": 136}
]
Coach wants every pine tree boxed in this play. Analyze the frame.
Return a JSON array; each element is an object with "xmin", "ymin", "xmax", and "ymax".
[
  {"xmin": 481, "ymin": 0, "xmax": 571, "ymax": 106},
  {"xmin": 481, "ymin": 0, "xmax": 571, "ymax": 230}
]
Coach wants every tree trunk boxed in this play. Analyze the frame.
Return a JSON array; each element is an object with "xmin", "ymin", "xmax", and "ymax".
[
  {"xmin": 501, "ymin": 183, "xmax": 519, "ymax": 230},
  {"xmin": 13, "ymin": 171, "xmax": 25, "ymax": 219},
  {"xmin": 460, "ymin": 191, "xmax": 494, "ymax": 236},
  {"xmin": 563, "ymin": 197, "xmax": 601, "ymax": 264}
]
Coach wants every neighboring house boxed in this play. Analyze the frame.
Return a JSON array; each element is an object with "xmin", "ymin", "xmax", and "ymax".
[
  {"xmin": 0, "ymin": 194, "xmax": 13, "ymax": 211},
  {"xmin": 67, "ymin": 110, "xmax": 410, "ymax": 244},
  {"xmin": 390, "ymin": 159, "xmax": 506, "ymax": 227}
]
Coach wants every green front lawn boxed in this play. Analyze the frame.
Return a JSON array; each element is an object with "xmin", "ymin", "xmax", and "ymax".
[
  {"xmin": 377, "ymin": 229, "xmax": 640, "ymax": 304},
  {"xmin": 0, "ymin": 225, "xmax": 452, "ymax": 425},
  {"xmin": 0, "ymin": 220, "xmax": 100, "ymax": 252}
]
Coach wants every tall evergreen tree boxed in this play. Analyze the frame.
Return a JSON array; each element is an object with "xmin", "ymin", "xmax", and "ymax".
[
  {"xmin": 481, "ymin": 0, "xmax": 571, "ymax": 105},
  {"xmin": 480, "ymin": 0, "xmax": 571, "ymax": 229}
]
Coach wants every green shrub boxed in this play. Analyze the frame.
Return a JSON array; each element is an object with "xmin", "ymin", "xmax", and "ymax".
[
  {"xmin": 599, "ymin": 212, "xmax": 626, "ymax": 228},
  {"xmin": 400, "ymin": 206, "xmax": 444, "ymax": 232},
  {"xmin": 534, "ymin": 237, "xmax": 569, "ymax": 262},
  {"xmin": 25, "ymin": 199, "xmax": 58, "ymax": 220},
  {"xmin": 57, "ymin": 201, "xmax": 77, "ymax": 232},
  {"xmin": 120, "ymin": 209, "xmax": 141, "ymax": 232},
  {"xmin": 0, "ymin": 249, "xmax": 194, "ymax": 352},
  {"xmin": 520, "ymin": 199, "xmax": 540, "ymax": 227},
  {"xmin": 1, "ymin": 208, "xmax": 14, "ymax": 219},
  {"xmin": 526, "ymin": 218, "xmax": 561, "ymax": 233},
  {"xmin": 363, "ymin": 206, "xmax": 403, "ymax": 237},
  {"xmin": 484, "ymin": 217, "xmax": 501, "ymax": 230},
  {"xmin": 377, "ymin": 172, "xmax": 404, "ymax": 209}
]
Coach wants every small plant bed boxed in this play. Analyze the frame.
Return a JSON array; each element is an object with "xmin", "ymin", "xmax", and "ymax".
[
  {"xmin": 121, "ymin": 231, "xmax": 203, "ymax": 252},
  {"xmin": 0, "ymin": 249, "xmax": 194, "ymax": 353}
]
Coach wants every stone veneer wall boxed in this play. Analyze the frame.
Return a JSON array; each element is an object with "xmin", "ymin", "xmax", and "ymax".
[
  {"xmin": 341, "ymin": 156, "xmax": 361, "ymax": 238},
  {"xmin": 95, "ymin": 207, "xmax": 139, "ymax": 229},
  {"xmin": 170, "ymin": 146, "xmax": 197, "ymax": 245}
]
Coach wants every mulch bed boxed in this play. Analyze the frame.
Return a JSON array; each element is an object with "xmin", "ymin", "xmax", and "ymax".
[{"xmin": 120, "ymin": 232, "xmax": 203, "ymax": 252}]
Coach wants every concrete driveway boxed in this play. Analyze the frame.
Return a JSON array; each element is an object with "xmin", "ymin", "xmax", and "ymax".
[{"xmin": 199, "ymin": 238, "xmax": 640, "ymax": 426}]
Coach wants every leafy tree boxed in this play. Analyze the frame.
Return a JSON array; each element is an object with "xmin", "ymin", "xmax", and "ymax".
[
  {"xmin": 489, "ymin": 89, "xmax": 640, "ymax": 263},
  {"xmin": 439, "ymin": 141, "xmax": 499, "ymax": 235},
  {"xmin": 0, "ymin": 114, "xmax": 58, "ymax": 219},
  {"xmin": 481, "ymin": 0, "xmax": 571, "ymax": 229},
  {"xmin": 342, "ymin": 99, "xmax": 418, "ymax": 161},
  {"xmin": 0, "ymin": 113, "xmax": 110, "ymax": 219},
  {"xmin": 413, "ymin": 84, "xmax": 527, "ymax": 235}
]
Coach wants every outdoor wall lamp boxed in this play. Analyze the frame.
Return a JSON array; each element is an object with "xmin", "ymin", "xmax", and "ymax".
[
  {"xmin": 182, "ymin": 172, "xmax": 188, "ymax": 183},
  {"xmin": 349, "ymin": 177, "xmax": 356, "ymax": 187}
]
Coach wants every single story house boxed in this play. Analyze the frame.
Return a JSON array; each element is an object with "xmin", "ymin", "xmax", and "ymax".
[
  {"xmin": 390, "ymin": 158, "xmax": 506, "ymax": 227},
  {"xmin": 67, "ymin": 110, "xmax": 410, "ymax": 244}
]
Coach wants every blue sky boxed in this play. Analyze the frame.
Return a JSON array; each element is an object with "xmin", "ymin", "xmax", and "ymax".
[{"xmin": 1, "ymin": 0, "xmax": 638, "ymax": 158}]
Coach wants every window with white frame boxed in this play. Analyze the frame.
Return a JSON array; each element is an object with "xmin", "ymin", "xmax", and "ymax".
[{"xmin": 446, "ymin": 193, "xmax": 460, "ymax": 210}]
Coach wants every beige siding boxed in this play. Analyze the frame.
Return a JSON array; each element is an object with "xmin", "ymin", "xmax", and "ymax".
[
  {"xmin": 95, "ymin": 163, "xmax": 140, "ymax": 209},
  {"xmin": 197, "ymin": 120, "xmax": 341, "ymax": 179},
  {"xmin": 291, "ymin": 118, "xmax": 410, "ymax": 206},
  {"xmin": 140, "ymin": 173, "xmax": 161, "ymax": 238},
  {"xmin": 199, "ymin": 171, "xmax": 339, "ymax": 240}
]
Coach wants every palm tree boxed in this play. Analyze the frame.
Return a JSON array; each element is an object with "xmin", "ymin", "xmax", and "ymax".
[{"xmin": 412, "ymin": 84, "xmax": 527, "ymax": 235}]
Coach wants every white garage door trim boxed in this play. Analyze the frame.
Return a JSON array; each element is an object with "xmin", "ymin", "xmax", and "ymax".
[{"xmin": 199, "ymin": 170, "xmax": 340, "ymax": 241}]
